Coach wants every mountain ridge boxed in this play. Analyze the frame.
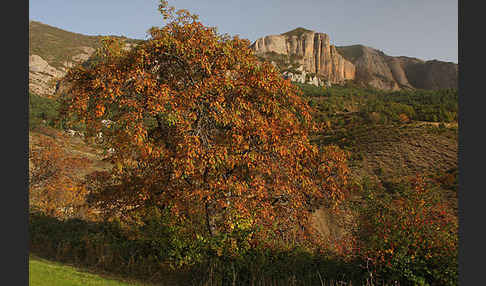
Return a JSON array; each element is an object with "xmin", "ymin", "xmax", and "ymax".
[
  {"xmin": 252, "ymin": 28, "xmax": 457, "ymax": 90},
  {"xmin": 29, "ymin": 22, "xmax": 457, "ymax": 96}
]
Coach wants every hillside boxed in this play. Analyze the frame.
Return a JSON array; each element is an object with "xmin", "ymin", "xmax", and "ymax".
[
  {"xmin": 29, "ymin": 21, "xmax": 140, "ymax": 97},
  {"xmin": 29, "ymin": 21, "xmax": 105, "ymax": 69},
  {"xmin": 30, "ymin": 23, "xmax": 457, "ymax": 95},
  {"xmin": 319, "ymin": 123, "xmax": 457, "ymax": 180},
  {"xmin": 336, "ymin": 45, "xmax": 458, "ymax": 90},
  {"xmin": 300, "ymin": 84, "xmax": 458, "ymax": 175},
  {"xmin": 28, "ymin": 83, "xmax": 459, "ymax": 285}
]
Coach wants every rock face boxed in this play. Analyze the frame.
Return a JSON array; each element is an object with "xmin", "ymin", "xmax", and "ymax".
[
  {"xmin": 337, "ymin": 45, "xmax": 458, "ymax": 90},
  {"xmin": 29, "ymin": 48, "xmax": 96, "ymax": 97},
  {"xmin": 29, "ymin": 55, "xmax": 66, "ymax": 96},
  {"xmin": 251, "ymin": 28, "xmax": 356, "ymax": 85}
]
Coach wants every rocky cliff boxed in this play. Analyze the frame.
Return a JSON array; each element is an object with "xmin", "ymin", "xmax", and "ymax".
[
  {"xmin": 29, "ymin": 49, "xmax": 96, "ymax": 96},
  {"xmin": 251, "ymin": 28, "xmax": 355, "ymax": 85},
  {"xmin": 252, "ymin": 28, "xmax": 457, "ymax": 91}
]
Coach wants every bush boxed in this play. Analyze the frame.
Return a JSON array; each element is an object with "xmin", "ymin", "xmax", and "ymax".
[
  {"xmin": 355, "ymin": 176, "xmax": 458, "ymax": 285},
  {"xmin": 29, "ymin": 92, "xmax": 60, "ymax": 129}
]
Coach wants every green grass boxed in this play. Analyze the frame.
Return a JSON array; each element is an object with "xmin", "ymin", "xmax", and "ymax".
[{"xmin": 29, "ymin": 256, "xmax": 145, "ymax": 286}]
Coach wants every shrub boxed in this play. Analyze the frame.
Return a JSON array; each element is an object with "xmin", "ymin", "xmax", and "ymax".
[
  {"xmin": 29, "ymin": 92, "xmax": 60, "ymax": 129},
  {"xmin": 355, "ymin": 176, "xmax": 458, "ymax": 285}
]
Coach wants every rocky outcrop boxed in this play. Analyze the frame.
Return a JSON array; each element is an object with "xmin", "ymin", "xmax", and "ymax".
[
  {"xmin": 251, "ymin": 28, "xmax": 355, "ymax": 85},
  {"xmin": 29, "ymin": 55, "xmax": 65, "ymax": 96},
  {"xmin": 29, "ymin": 47, "xmax": 96, "ymax": 97}
]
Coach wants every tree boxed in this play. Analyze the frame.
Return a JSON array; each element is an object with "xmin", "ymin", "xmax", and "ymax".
[{"xmin": 59, "ymin": 1, "xmax": 349, "ymax": 248}]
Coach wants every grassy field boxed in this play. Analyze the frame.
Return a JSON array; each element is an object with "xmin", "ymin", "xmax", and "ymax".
[{"xmin": 29, "ymin": 256, "xmax": 145, "ymax": 286}]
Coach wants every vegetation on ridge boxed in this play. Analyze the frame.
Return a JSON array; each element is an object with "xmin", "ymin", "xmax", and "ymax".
[
  {"xmin": 29, "ymin": 21, "xmax": 141, "ymax": 69},
  {"xmin": 281, "ymin": 27, "xmax": 314, "ymax": 37},
  {"xmin": 335, "ymin": 45, "xmax": 365, "ymax": 63}
]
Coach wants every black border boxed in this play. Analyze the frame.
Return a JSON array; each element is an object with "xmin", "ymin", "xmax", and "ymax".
[
  {"xmin": 8, "ymin": 0, "xmax": 29, "ymax": 285},
  {"xmin": 458, "ymin": 0, "xmax": 480, "ymax": 285}
]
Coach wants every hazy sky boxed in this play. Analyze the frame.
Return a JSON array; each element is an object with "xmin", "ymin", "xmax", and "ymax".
[{"xmin": 29, "ymin": 0, "xmax": 458, "ymax": 63}]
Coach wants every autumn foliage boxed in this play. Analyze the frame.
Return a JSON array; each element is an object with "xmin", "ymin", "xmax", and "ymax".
[{"xmin": 58, "ymin": 1, "xmax": 349, "ymax": 249}]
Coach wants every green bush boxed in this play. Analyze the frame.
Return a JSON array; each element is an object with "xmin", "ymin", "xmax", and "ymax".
[
  {"xmin": 29, "ymin": 93, "xmax": 61, "ymax": 130},
  {"xmin": 29, "ymin": 92, "xmax": 87, "ymax": 131}
]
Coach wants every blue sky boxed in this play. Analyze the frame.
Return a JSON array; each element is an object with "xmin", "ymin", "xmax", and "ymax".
[{"xmin": 29, "ymin": 0, "xmax": 458, "ymax": 63}]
